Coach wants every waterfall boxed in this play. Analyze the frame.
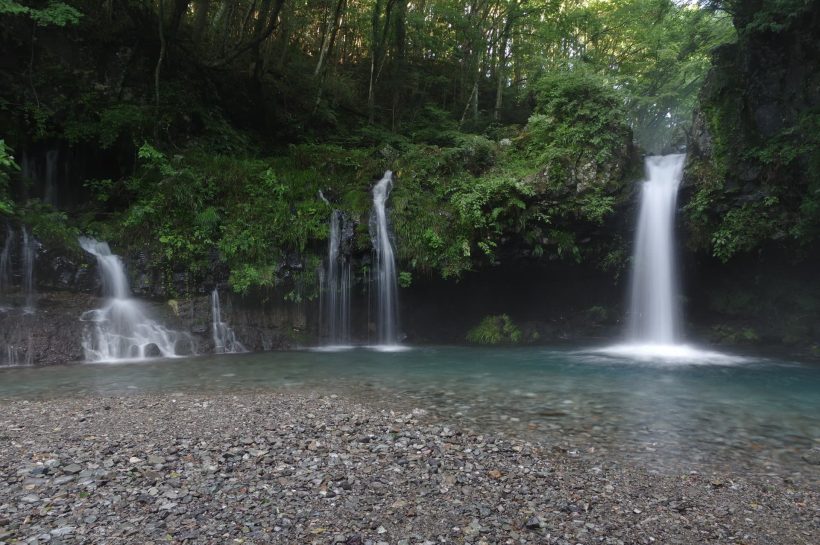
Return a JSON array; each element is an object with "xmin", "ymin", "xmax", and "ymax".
[
  {"xmin": 371, "ymin": 171, "xmax": 400, "ymax": 346},
  {"xmin": 595, "ymin": 154, "xmax": 736, "ymax": 362},
  {"xmin": 21, "ymin": 226, "xmax": 36, "ymax": 313},
  {"xmin": 321, "ymin": 210, "xmax": 352, "ymax": 345},
  {"xmin": 44, "ymin": 149, "xmax": 59, "ymax": 206},
  {"xmin": 79, "ymin": 237, "xmax": 191, "ymax": 362},
  {"xmin": 628, "ymin": 154, "xmax": 685, "ymax": 343},
  {"xmin": 211, "ymin": 289, "xmax": 247, "ymax": 354},
  {"xmin": 0, "ymin": 225, "xmax": 13, "ymax": 295}
]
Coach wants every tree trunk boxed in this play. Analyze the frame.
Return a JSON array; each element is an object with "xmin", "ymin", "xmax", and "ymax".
[
  {"xmin": 494, "ymin": 54, "xmax": 505, "ymax": 121},
  {"xmin": 367, "ymin": 0, "xmax": 384, "ymax": 124},
  {"xmin": 154, "ymin": 0, "xmax": 166, "ymax": 140},
  {"xmin": 249, "ymin": 0, "xmax": 286, "ymax": 80},
  {"xmin": 390, "ymin": 0, "xmax": 407, "ymax": 131},
  {"xmin": 193, "ymin": 0, "xmax": 211, "ymax": 43},
  {"xmin": 367, "ymin": 0, "xmax": 396, "ymax": 124},
  {"xmin": 314, "ymin": 0, "xmax": 345, "ymax": 77},
  {"xmin": 494, "ymin": 8, "xmax": 516, "ymax": 121},
  {"xmin": 168, "ymin": 0, "xmax": 191, "ymax": 40},
  {"xmin": 471, "ymin": 79, "xmax": 479, "ymax": 123}
]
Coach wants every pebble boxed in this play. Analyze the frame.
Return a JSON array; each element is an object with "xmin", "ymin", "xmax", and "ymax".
[
  {"xmin": 61, "ymin": 464, "xmax": 82, "ymax": 474},
  {"xmin": 0, "ymin": 392, "xmax": 814, "ymax": 545}
]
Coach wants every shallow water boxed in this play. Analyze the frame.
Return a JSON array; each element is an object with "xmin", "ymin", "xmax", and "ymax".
[{"xmin": 1, "ymin": 345, "xmax": 818, "ymax": 479}]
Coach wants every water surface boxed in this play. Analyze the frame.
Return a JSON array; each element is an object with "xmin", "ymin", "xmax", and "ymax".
[{"xmin": 1, "ymin": 346, "xmax": 818, "ymax": 480}]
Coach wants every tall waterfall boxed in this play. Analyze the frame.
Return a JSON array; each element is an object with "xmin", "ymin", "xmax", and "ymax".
[
  {"xmin": 321, "ymin": 210, "xmax": 352, "ymax": 345},
  {"xmin": 21, "ymin": 226, "xmax": 36, "ymax": 312},
  {"xmin": 79, "ymin": 237, "xmax": 189, "ymax": 362},
  {"xmin": 371, "ymin": 171, "xmax": 400, "ymax": 346},
  {"xmin": 211, "ymin": 289, "xmax": 247, "ymax": 354},
  {"xmin": 628, "ymin": 154, "xmax": 685, "ymax": 343},
  {"xmin": 596, "ymin": 154, "xmax": 737, "ymax": 362}
]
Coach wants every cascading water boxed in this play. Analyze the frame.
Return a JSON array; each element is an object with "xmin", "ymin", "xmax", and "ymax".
[
  {"xmin": 629, "ymin": 154, "xmax": 685, "ymax": 343},
  {"xmin": 321, "ymin": 210, "xmax": 352, "ymax": 346},
  {"xmin": 0, "ymin": 225, "xmax": 13, "ymax": 295},
  {"xmin": 0, "ymin": 226, "xmax": 35, "ymax": 366},
  {"xmin": 370, "ymin": 171, "xmax": 401, "ymax": 347},
  {"xmin": 211, "ymin": 289, "xmax": 247, "ymax": 354},
  {"xmin": 44, "ymin": 149, "xmax": 59, "ymax": 206},
  {"xmin": 599, "ymin": 154, "xmax": 732, "ymax": 362},
  {"xmin": 21, "ymin": 226, "xmax": 36, "ymax": 312},
  {"xmin": 79, "ymin": 237, "xmax": 190, "ymax": 362}
]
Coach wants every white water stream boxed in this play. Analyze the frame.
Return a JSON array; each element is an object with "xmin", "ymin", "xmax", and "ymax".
[
  {"xmin": 600, "ymin": 155, "xmax": 735, "ymax": 362},
  {"xmin": 211, "ymin": 289, "xmax": 247, "ymax": 354},
  {"xmin": 371, "ymin": 171, "xmax": 401, "ymax": 347},
  {"xmin": 79, "ymin": 237, "xmax": 190, "ymax": 362}
]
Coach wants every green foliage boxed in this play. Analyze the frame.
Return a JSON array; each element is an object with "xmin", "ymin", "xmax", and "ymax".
[
  {"xmin": 526, "ymin": 70, "xmax": 630, "ymax": 181},
  {"xmin": 83, "ymin": 178, "xmax": 114, "ymax": 203},
  {"xmin": 0, "ymin": 140, "xmax": 18, "ymax": 215},
  {"xmin": 711, "ymin": 199, "xmax": 781, "ymax": 262},
  {"xmin": 682, "ymin": 0, "xmax": 820, "ymax": 262},
  {"xmin": 0, "ymin": 0, "xmax": 743, "ymax": 297},
  {"xmin": 466, "ymin": 314, "xmax": 522, "ymax": 345},
  {"xmin": 18, "ymin": 201, "xmax": 79, "ymax": 251},
  {"xmin": 586, "ymin": 305, "xmax": 609, "ymax": 323},
  {"xmin": 688, "ymin": 102, "xmax": 820, "ymax": 260},
  {"xmin": 122, "ymin": 144, "xmax": 220, "ymax": 276},
  {"xmin": 389, "ymin": 82, "xmax": 633, "ymax": 278},
  {"xmin": 107, "ymin": 144, "xmax": 355, "ymax": 296},
  {"xmin": 398, "ymin": 271, "xmax": 412, "ymax": 288},
  {"xmin": 65, "ymin": 103, "xmax": 150, "ymax": 148},
  {"xmin": 0, "ymin": 1, "xmax": 81, "ymax": 26},
  {"xmin": 710, "ymin": 324, "xmax": 760, "ymax": 344}
]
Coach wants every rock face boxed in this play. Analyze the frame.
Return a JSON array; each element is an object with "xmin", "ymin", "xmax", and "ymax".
[
  {"xmin": 685, "ymin": 2, "xmax": 820, "ymax": 226},
  {"xmin": 681, "ymin": 2, "xmax": 820, "ymax": 354},
  {"xmin": 0, "ymin": 223, "xmax": 311, "ymax": 365}
]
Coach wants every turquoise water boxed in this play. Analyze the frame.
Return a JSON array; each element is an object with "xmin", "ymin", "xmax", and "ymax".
[{"xmin": 1, "ymin": 346, "xmax": 818, "ymax": 479}]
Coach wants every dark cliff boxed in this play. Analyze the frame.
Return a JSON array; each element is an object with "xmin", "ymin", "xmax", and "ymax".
[{"xmin": 683, "ymin": 0, "xmax": 820, "ymax": 355}]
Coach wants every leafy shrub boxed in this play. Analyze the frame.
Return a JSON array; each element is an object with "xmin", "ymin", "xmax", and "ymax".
[
  {"xmin": 18, "ymin": 201, "xmax": 79, "ymax": 251},
  {"xmin": 466, "ymin": 314, "xmax": 523, "ymax": 345},
  {"xmin": 524, "ymin": 69, "xmax": 630, "ymax": 188},
  {"xmin": 710, "ymin": 324, "xmax": 760, "ymax": 344},
  {"xmin": 0, "ymin": 140, "xmax": 18, "ymax": 215}
]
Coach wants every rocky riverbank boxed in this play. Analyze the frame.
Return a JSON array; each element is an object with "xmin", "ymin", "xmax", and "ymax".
[{"xmin": 0, "ymin": 392, "xmax": 816, "ymax": 545}]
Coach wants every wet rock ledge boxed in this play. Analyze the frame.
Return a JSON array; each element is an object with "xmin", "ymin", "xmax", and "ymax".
[{"xmin": 0, "ymin": 392, "xmax": 816, "ymax": 545}]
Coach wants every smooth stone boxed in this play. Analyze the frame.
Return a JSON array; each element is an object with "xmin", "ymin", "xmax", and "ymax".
[
  {"xmin": 525, "ymin": 516, "xmax": 544, "ymax": 529},
  {"xmin": 801, "ymin": 448, "xmax": 820, "ymax": 465}
]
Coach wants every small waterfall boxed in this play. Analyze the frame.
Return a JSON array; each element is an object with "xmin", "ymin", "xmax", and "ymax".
[
  {"xmin": 44, "ymin": 149, "xmax": 59, "ymax": 206},
  {"xmin": 21, "ymin": 226, "xmax": 36, "ymax": 312},
  {"xmin": 321, "ymin": 210, "xmax": 352, "ymax": 345},
  {"xmin": 371, "ymin": 171, "xmax": 400, "ymax": 346},
  {"xmin": 79, "ymin": 237, "xmax": 190, "ymax": 361},
  {"xmin": 628, "ymin": 154, "xmax": 685, "ymax": 344},
  {"xmin": 211, "ymin": 289, "xmax": 247, "ymax": 354},
  {"xmin": 0, "ymin": 225, "xmax": 13, "ymax": 295}
]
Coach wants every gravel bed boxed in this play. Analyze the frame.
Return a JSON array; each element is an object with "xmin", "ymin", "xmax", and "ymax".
[{"xmin": 0, "ymin": 392, "xmax": 817, "ymax": 544}]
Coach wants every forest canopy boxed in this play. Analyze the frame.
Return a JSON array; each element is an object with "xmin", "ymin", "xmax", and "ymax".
[{"xmin": 0, "ymin": 0, "xmax": 740, "ymax": 295}]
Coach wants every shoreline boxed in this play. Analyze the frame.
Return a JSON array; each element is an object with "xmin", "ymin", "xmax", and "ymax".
[{"xmin": 1, "ymin": 391, "xmax": 817, "ymax": 544}]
